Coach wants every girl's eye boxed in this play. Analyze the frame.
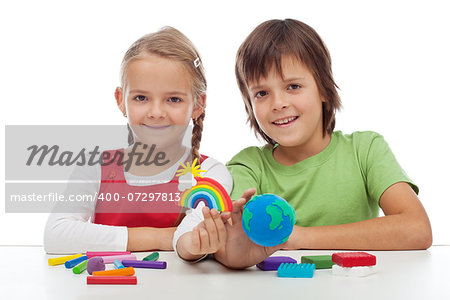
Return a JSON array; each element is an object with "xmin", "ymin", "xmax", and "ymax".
[
  {"xmin": 255, "ymin": 91, "xmax": 268, "ymax": 99},
  {"xmin": 168, "ymin": 97, "xmax": 182, "ymax": 103},
  {"xmin": 134, "ymin": 95, "xmax": 147, "ymax": 101},
  {"xmin": 288, "ymin": 84, "xmax": 301, "ymax": 90}
]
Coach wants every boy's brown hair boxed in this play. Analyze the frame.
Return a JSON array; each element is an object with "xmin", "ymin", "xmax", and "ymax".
[{"xmin": 235, "ymin": 19, "xmax": 341, "ymax": 145}]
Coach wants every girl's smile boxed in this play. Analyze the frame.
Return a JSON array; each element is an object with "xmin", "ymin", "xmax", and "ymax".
[{"xmin": 143, "ymin": 124, "xmax": 171, "ymax": 130}]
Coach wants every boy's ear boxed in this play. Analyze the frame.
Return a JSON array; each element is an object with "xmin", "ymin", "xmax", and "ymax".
[
  {"xmin": 192, "ymin": 94, "xmax": 206, "ymax": 119},
  {"xmin": 115, "ymin": 87, "xmax": 126, "ymax": 116}
]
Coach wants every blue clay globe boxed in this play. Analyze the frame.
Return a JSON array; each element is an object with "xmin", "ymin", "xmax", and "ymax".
[{"xmin": 242, "ymin": 194, "xmax": 296, "ymax": 247}]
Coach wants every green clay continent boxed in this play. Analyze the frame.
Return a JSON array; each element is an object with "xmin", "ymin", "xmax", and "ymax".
[
  {"xmin": 243, "ymin": 208, "xmax": 253, "ymax": 232},
  {"xmin": 266, "ymin": 205, "xmax": 283, "ymax": 230}
]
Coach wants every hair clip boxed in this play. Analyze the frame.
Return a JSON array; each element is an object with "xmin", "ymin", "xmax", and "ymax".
[{"xmin": 193, "ymin": 57, "xmax": 200, "ymax": 68}]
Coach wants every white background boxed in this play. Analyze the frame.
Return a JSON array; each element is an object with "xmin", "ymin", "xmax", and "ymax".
[{"xmin": 1, "ymin": 0, "xmax": 449, "ymax": 245}]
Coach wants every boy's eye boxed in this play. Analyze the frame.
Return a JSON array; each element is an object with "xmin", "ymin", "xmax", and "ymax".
[
  {"xmin": 168, "ymin": 97, "xmax": 182, "ymax": 103},
  {"xmin": 255, "ymin": 91, "xmax": 268, "ymax": 98},
  {"xmin": 134, "ymin": 95, "xmax": 147, "ymax": 101},
  {"xmin": 288, "ymin": 84, "xmax": 301, "ymax": 90}
]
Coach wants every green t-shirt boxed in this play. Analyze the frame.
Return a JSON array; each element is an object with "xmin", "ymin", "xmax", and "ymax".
[{"xmin": 226, "ymin": 131, "xmax": 418, "ymax": 227}]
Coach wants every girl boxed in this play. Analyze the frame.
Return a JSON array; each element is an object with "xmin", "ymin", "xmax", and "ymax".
[
  {"xmin": 176, "ymin": 19, "xmax": 432, "ymax": 268},
  {"xmin": 44, "ymin": 27, "xmax": 232, "ymax": 254}
]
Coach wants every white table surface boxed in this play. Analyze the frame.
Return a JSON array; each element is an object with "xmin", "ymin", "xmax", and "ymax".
[{"xmin": 0, "ymin": 246, "xmax": 449, "ymax": 300}]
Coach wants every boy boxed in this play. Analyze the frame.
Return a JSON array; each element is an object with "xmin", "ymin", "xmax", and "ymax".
[{"xmin": 175, "ymin": 19, "xmax": 432, "ymax": 268}]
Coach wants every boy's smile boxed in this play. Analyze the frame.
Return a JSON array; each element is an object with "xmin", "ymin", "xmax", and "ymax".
[
  {"xmin": 248, "ymin": 55, "xmax": 330, "ymax": 164},
  {"xmin": 272, "ymin": 115, "xmax": 299, "ymax": 127}
]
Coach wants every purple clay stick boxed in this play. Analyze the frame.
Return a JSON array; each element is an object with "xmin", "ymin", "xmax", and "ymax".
[{"xmin": 122, "ymin": 260, "xmax": 167, "ymax": 269}]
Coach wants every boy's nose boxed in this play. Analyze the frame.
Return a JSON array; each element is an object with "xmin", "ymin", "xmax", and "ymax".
[
  {"xmin": 146, "ymin": 101, "xmax": 166, "ymax": 119},
  {"xmin": 271, "ymin": 93, "xmax": 289, "ymax": 111}
]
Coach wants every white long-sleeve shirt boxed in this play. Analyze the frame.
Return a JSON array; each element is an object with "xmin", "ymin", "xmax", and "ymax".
[{"xmin": 44, "ymin": 149, "xmax": 232, "ymax": 254}]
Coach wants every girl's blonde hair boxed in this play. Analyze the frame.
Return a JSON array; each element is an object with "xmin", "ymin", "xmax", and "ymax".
[{"xmin": 120, "ymin": 27, "xmax": 207, "ymax": 162}]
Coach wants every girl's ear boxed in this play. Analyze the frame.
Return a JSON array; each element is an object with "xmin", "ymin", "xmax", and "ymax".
[
  {"xmin": 192, "ymin": 94, "xmax": 206, "ymax": 119},
  {"xmin": 115, "ymin": 87, "xmax": 126, "ymax": 116}
]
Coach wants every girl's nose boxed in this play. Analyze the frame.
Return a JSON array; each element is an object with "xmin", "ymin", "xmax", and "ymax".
[
  {"xmin": 271, "ymin": 92, "xmax": 289, "ymax": 111},
  {"xmin": 146, "ymin": 101, "xmax": 166, "ymax": 119}
]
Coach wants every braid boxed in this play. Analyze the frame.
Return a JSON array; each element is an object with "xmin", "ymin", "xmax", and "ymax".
[
  {"xmin": 127, "ymin": 123, "xmax": 134, "ymax": 146},
  {"xmin": 191, "ymin": 112, "xmax": 205, "ymax": 163}
]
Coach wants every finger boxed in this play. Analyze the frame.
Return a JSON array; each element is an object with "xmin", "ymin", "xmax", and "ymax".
[
  {"xmin": 190, "ymin": 228, "xmax": 201, "ymax": 254},
  {"xmin": 197, "ymin": 221, "xmax": 206, "ymax": 230},
  {"xmin": 203, "ymin": 209, "xmax": 219, "ymax": 247},
  {"xmin": 238, "ymin": 188, "xmax": 257, "ymax": 202},
  {"xmin": 230, "ymin": 187, "xmax": 256, "ymax": 225},
  {"xmin": 201, "ymin": 206, "xmax": 211, "ymax": 218},
  {"xmin": 231, "ymin": 198, "xmax": 246, "ymax": 225},
  {"xmin": 220, "ymin": 212, "xmax": 231, "ymax": 223},
  {"xmin": 231, "ymin": 187, "xmax": 255, "ymax": 225},
  {"xmin": 233, "ymin": 188, "xmax": 256, "ymax": 212},
  {"xmin": 239, "ymin": 188, "xmax": 256, "ymax": 214},
  {"xmin": 210, "ymin": 209, "xmax": 224, "ymax": 246},
  {"xmin": 198, "ymin": 226, "xmax": 210, "ymax": 253},
  {"xmin": 232, "ymin": 198, "xmax": 245, "ymax": 213},
  {"xmin": 213, "ymin": 210, "xmax": 227, "ymax": 244}
]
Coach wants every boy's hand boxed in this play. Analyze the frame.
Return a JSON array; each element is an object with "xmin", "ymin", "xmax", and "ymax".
[
  {"xmin": 177, "ymin": 207, "xmax": 230, "ymax": 260},
  {"xmin": 279, "ymin": 225, "xmax": 303, "ymax": 250},
  {"xmin": 214, "ymin": 188, "xmax": 286, "ymax": 269}
]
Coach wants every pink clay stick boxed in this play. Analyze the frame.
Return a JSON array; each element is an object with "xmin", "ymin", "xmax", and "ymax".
[
  {"xmin": 101, "ymin": 254, "xmax": 137, "ymax": 264},
  {"xmin": 86, "ymin": 251, "xmax": 131, "ymax": 259}
]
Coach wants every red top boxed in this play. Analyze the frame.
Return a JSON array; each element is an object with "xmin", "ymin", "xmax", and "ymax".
[{"xmin": 93, "ymin": 149, "xmax": 207, "ymax": 228}]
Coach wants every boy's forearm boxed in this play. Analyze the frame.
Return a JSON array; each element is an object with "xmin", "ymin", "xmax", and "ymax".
[
  {"xmin": 127, "ymin": 227, "xmax": 176, "ymax": 251},
  {"xmin": 290, "ymin": 214, "xmax": 432, "ymax": 250}
]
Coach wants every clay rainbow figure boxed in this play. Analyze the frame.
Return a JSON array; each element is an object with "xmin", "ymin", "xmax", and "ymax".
[{"xmin": 176, "ymin": 159, "xmax": 232, "ymax": 212}]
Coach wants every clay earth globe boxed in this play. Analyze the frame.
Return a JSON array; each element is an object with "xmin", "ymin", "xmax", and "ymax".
[{"xmin": 242, "ymin": 194, "xmax": 296, "ymax": 247}]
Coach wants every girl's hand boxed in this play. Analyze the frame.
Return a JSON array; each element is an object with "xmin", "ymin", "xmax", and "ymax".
[
  {"xmin": 214, "ymin": 188, "xmax": 285, "ymax": 269},
  {"xmin": 189, "ymin": 207, "xmax": 230, "ymax": 255},
  {"xmin": 177, "ymin": 207, "xmax": 230, "ymax": 260}
]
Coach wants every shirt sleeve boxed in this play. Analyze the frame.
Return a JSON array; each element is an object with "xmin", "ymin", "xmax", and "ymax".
[
  {"xmin": 43, "ymin": 165, "xmax": 128, "ymax": 254},
  {"xmin": 363, "ymin": 132, "xmax": 419, "ymax": 205},
  {"xmin": 226, "ymin": 147, "xmax": 261, "ymax": 200},
  {"xmin": 172, "ymin": 157, "xmax": 232, "ymax": 261}
]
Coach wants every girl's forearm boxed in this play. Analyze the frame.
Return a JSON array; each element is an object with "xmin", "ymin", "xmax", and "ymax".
[
  {"xmin": 290, "ymin": 214, "xmax": 432, "ymax": 250},
  {"xmin": 127, "ymin": 227, "xmax": 176, "ymax": 251}
]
